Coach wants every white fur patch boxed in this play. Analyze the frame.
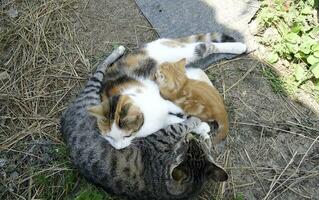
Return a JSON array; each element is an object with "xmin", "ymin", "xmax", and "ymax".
[
  {"xmin": 212, "ymin": 42, "xmax": 247, "ymax": 54},
  {"xmin": 105, "ymin": 78, "xmax": 186, "ymax": 149},
  {"xmin": 104, "ymin": 123, "xmax": 133, "ymax": 149},
  {"xmin": 193, "ymin": 122, "xmax": 210, "ymax": 139},
  {"xmin": 146, "ymin": 39, "xmax": 201, "ymax": 64},
  {"xmin": 124, "ymin": 79, "xmax": 184, "ymax": 135}
]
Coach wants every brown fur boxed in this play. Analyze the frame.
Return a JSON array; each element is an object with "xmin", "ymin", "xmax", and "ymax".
[
  {"xmin": 101, "ymin": 79, "xmax": 142, "ymax": 101},
  {"xmin": 87, "ymin": 95, "xmax": 144, "ymax": 137},
  {"xmin": 161, "ymin": 40, "xmax": 185, "ymax": 48},
  {"xmin": 91, "ymin": 32, "xmax": 235, "ymax": 140},
  {"xmin": 156, "ymin": 59, "xmax": 229, "ymax": 144},
  {"xmin": 115, "ymin": 95, "xmax": 144, "ymax": 134}
]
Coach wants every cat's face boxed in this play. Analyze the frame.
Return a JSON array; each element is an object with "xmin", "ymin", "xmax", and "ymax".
[
  {"xmin": 155, "ymin": 59, "xmax": 187, "ymax": 89},
  {"xmin": 87, "ymin": 95, "xmax": 144, "ymax": 149}
]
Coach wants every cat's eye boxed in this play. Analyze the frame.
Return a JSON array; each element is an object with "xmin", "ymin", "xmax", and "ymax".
[{"xmin": 124, "ymin": 134, "xmax": 132, "ymax": 138}]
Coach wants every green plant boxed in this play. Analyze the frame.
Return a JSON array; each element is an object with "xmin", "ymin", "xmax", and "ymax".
[
  {"xmin": 73, "ymin": 185, "xmax": 112, "ymax": 200},
  {"xmin": 258, "ymin": 0, "xmax": 319, "ymax": 87},
  {"xmin": 262, "ymin": 67, "xmax": 286, "ymax": 94},
  {"xmin": 233, "ymin": 193, "xmax": 245, "ymax": 200}
]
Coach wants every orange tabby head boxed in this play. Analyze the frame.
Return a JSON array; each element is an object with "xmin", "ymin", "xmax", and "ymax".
[
  {"xmin": 155, "ymin": 59, "xmax": 187, "ymax": 94},
  {"xmin": 87, "ymin": 95, "xmax": 144, "ymax": 148}
]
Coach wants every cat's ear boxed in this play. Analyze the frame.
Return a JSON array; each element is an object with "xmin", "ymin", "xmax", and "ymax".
[
  {"xmin": 176, "ymin": 58, "xmax": 186, "ymax": 72},
  {"xmin": 206, "ymin": 162, "xmax": 228, "ymax": 182},
  {"xmin": 119, "ymin": 103, "xmax": 144, "ymax": 132},
  {"xmin": 87, "ymin": 100, "xmax": 109, "ymax": 119},
  {"xmin": 172, "ymin": 168, "xmax": 187, "ymax": 182}
]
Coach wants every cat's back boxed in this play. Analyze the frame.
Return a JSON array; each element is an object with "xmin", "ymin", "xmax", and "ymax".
[{"xmin": 184, "ymin": 79, "xmax": 226, "ymax": 113}]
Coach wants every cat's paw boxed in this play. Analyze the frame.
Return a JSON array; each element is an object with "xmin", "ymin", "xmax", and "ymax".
[
  {"xmin": 117, "ymin": 45, "xmax": 126, "ymax": 54},
  {"xmin": 232, "ymin": 42, "xmax": 247, "ymax": 54},
  {"xmin": 193, "ymin": 122, "xmax": 210, "ymax": 139}
]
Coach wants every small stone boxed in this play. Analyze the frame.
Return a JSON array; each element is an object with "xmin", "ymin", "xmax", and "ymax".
[
  {"xmin": 10, "ymin": 171, "xmax": 19, "ymax": 179},
  {"xmin": 0, "ymin": 71, "xmax": 10, "ymax": 81},
  {"xmin": 7, "ymin": 8, "xmax": 18, "ymax": 18},
  {"xmin": 0, "ymin": 159, "xmax": 7, "ymax": 167}
]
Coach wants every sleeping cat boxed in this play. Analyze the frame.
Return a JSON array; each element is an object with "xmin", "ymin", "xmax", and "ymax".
[
  {"xmin": 60, "ymin": 46, "xmax": 230, "ymax": 199},
  {"xmin": 88, "ymin": 78, "xmax": 187, "ymax": 149},
  {"xmin": 88, "ymin": 77, "xmax": 213, "ymax": 149},
  {"xmin": 88, "ymin": 32, "xmax": 246, "ymax": 149},
  {"xmin": 156, "ymin": 59, "xmax": 229, "ymax": 144}
]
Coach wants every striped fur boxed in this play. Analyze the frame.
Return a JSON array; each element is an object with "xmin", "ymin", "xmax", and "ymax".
[
  {"xmin": 61, "ymin": 33, "xmax": 233, "ymax": 199},
  {"xmin": 90, "ymin": 32, "xmax": 246, "ymax": 149}
]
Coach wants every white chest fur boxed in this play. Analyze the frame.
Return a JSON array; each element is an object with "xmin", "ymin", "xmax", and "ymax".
[{"xmin": 122, "ymin": 79, "xmax": 183, "ymax": 138}]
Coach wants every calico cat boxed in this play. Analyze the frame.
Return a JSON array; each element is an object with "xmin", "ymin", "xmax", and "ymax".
[
  {"xmin": 155, "ymin": 59, "xmax": 229, "ymax": 144},
  {"xmin": 87, "ymin": 32, "xmax": 246, "ymax": 149},
  {"xmin": 60, "ymin": 46, "xmax": 229, "ymax": 200},
  {"xmin": 87, "ymin": 78, "xmax": 188, "ymax": 149}
]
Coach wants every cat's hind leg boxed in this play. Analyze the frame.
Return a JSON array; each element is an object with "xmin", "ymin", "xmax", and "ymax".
[{"xmin": 146, "ymin": 36, "xmax": 246, "ymax": 65}]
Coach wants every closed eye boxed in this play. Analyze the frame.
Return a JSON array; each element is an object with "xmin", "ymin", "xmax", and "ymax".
[
  {"xmin": 124, "ymin": 134, "xmax": 132, "ymax": 138},
  {"xmin": 104, "ymin": 135, "xmax": 114, "ymax": 141}
]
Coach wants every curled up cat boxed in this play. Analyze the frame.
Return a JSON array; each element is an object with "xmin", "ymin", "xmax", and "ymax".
[
  {"xmin": 87, "ymin": 78, "xmax": 188, "ymax": 149},
  {"xmin": 87, "ymin": 32, "xmax": 246, "ymax": 149},
  {"xmin": 61, "ymin": 46, "xmax": 232, "ymax": 200},
  {"xmin": 155, "ymin": 59, "xmax": 229, "ymax": 144}
]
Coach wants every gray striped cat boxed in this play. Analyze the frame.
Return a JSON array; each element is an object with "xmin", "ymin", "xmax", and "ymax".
[{"xmin": 60, "ymin": 46, "xmax": 229, "ymax": 199}]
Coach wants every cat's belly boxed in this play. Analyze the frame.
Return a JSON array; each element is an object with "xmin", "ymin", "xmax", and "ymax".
[{"xmin": 186, "ymin": 68, "xmax": 213, "ymax": 86}]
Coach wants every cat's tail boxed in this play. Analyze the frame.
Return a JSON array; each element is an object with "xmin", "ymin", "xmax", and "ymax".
[
  {"xmin": 212, "ymin": 116, "xmax": 229, "ymax": 144},
  {"xmin": 176, "ymin": 32, "xmax": 236, "ymax": 44}
]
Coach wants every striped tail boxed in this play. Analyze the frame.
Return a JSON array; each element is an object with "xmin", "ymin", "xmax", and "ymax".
[
  {"xmin": 60, "ymin": 46, "xmax": 125, "ymax": 141},
  {"xmin": 176, "ymin": 32, "xmax": 236, "ymax": 43}
]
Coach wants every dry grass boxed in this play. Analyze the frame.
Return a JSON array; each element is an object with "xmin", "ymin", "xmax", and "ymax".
[
  {"xmin": 1, "ymin": 0, "xmax": 318, "ymax": 200},
  {"xmin": 0, "ymin": 0, "xmax": 100, "ymax": 199},
  {"xmin": 200, "ymin": 59, "xmax": 319, "ymax": 200}
]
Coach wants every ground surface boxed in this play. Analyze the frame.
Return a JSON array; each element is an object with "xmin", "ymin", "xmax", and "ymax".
[{"xmin": 0, "ymin": 0, "xmax": 318, "ymax": 200}]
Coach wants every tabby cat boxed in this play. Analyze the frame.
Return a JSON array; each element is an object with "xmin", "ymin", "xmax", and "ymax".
[
  {"xmin": 87, "ymin": 32, "xmax": 246, "ymax": 149},
  {"xmin": 156, "ymin": 59, "xmax": 228, "ymax": 144},
  {"xmin": 60, "ymin": 46, "xmax": 229, "ymax": 200}
]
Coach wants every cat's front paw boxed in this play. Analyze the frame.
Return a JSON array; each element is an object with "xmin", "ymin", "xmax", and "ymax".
[
  {"xmin": 232, "ymin": 42, "xmax": 247, "ymax": 54},
  {"xmin": 193, "ymin": 122, "xmax": 210, "ymax": 139}
]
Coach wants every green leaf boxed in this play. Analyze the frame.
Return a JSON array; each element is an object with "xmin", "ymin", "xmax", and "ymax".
[
  {"xmin": 294, "ymin": 65, "xmax": 306, "ymax": 81},
  {"xmin": 286, "ymin": 43, "xmax": 299, "ymax": 54},
  {"xmin": 310, "ymin": 62, "xmax": 319, "ymax": 78},
  {"xmin": 295, "ymin": 52, "xmax": 306, "ymax": 59},
  {"xmin": 309, "ymin": 26, "xmax": 319, "ymax": 39},
  {"xmin": 291, "ymin": 22, "xmax": 302, "ymax": 33},
  {"xmin": 267, "ymin": 52, "xmax": 279, "ymax": 63},
  {"xmin": 307, "ymin": 0, "xmax": 314, "ymax": 7},
  {"xmin": 285, "ymin": 32, "xmax": 300, "ymax": 44},
  {"xmin": 299, "ymin": 44, "xmax": 311, "ymax": 54},
  {"xmin": 299, "ymin": 36, "xmax": 316, "ymax": 54},
  {"xmin": 311, "ymin": 44, "xmax": 319, "ymax": 52},
  {"xmin": 301, "ymin": 6, "xmax": 313, "ymax": 15},
  {"xmin": 307, "ymin": 55, "xmax": 319, "ymax": 65},
  {"xmin": 314, "ymin": 51, "xmax": 319, "ymax": 58},
  {"xmin": 302, "ymin": 35, "xmax": 316, "ymax": 45}
]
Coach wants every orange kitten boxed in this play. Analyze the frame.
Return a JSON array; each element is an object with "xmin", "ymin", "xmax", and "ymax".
[{"xmin": 155, "ymin": 59, "xmax": 228, "ymax": 144}]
